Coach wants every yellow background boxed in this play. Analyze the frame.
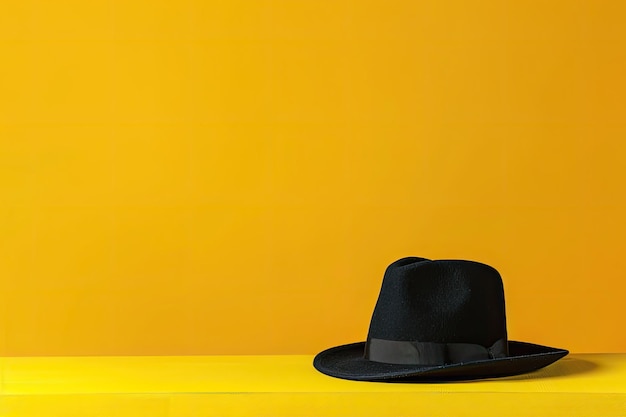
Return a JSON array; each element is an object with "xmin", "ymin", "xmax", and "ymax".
[{"xmin": 1, "ymin": 0, "xmax": 625, "ymax": 356}]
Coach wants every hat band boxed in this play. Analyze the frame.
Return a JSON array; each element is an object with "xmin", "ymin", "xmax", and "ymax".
[{"xmin": 365, "ymin": 338, "xmax": 508, "ymax": 365}]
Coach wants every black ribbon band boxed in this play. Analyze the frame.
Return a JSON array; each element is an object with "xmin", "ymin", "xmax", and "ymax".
[{"xmin": 365, "ymin": 338, "xmax": 508, "ymax": 365}]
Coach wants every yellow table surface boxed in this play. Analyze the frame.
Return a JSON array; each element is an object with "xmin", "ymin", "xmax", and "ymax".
[{"xmin": 1, "ymin": 354, "xmax": 625, "ymax": 416}]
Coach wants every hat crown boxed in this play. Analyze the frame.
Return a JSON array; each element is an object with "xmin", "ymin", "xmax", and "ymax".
[{"xmin": 366, "ymin": 257, "xmax": 508, "ymax": 348}]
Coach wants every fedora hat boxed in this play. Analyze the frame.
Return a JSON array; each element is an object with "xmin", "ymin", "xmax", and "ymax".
[{"xmin": 314, "ymin": 257, "xmax": 568, "ymax": 381}]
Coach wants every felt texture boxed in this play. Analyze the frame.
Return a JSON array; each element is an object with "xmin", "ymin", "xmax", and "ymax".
[{"xmin": 313, "ymin": 257, "xmax": 568, "ymax": 381}]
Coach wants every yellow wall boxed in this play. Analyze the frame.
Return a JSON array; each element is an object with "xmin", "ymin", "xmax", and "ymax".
[{"xmin": 1, "ymin": 1, "xmax": 625, "ymax": 356}]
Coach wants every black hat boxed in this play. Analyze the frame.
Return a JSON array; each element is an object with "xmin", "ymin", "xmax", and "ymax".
[{"xmin": 314, "ymin": 257, "xmax": 568, "ymax": 381}]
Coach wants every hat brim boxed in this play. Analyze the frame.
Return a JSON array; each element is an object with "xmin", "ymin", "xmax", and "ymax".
[{"xmin": 313, "ymin": 341, "xmax": 568, "ymax": 381}]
